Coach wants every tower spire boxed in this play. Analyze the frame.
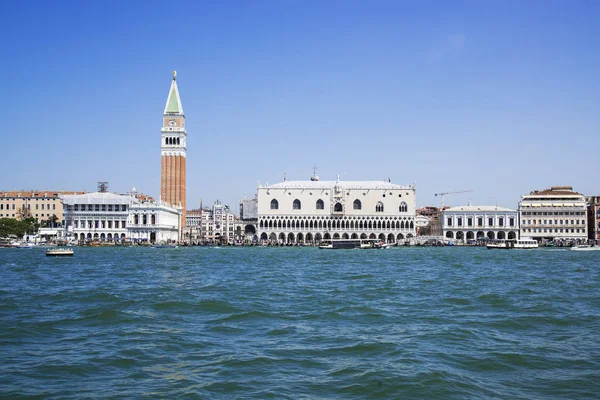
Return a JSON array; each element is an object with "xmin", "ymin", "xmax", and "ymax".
[{"xmin": 164, "ymin": 71, "xmax": 184, "ymax": 115}]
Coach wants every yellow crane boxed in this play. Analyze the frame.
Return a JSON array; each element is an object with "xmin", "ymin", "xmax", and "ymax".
[{"xmin": 435, "ymin": 190, "xmax": 474, "ymax": 208}]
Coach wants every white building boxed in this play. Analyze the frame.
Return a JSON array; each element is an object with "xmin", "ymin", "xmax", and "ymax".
[
  {"xmin": 519, "ymin": 186, "xmax": 587, "ymax": 242},
  {"xmin": 200, "ymin": 200, "xmax": 238, "ymax": 244},
  {"xmin": 442, "ymin": 205, "xmax": 519, "ymax": 242},
  {"xmin": 61, "ymin": 190, "xmax": 181, "ymax": 243},
  {"xmin": 128, "ymin": 201, "xmax": 181, "ymax": 243},
  {"xmin": 257, "ymin": 174, "xmax": 417, "ymax": 244}
]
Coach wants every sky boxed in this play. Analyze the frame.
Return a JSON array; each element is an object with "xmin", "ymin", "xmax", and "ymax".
[{"xmin": 1, "ymin": 0, "xmax": 599, "ymax": 213}]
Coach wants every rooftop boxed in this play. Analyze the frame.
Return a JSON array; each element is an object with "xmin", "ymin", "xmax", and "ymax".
[
  {"xmin": 261, "ymin": 180, "xmax": 413, "ymax": 190},
  {"xmin": 445, "ymin": 205, "xmax": 517, "ymax": 212}
]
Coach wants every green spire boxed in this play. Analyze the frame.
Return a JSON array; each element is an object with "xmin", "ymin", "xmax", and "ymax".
[{"xmin": 163, "ymin": 71, "xmax": 184, "ymax": 115}]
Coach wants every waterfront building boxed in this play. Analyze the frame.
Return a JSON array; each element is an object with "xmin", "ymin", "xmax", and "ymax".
[
  {"xmin": 416, "ymin": 206, "xmax": 445, "ymax": 236},
  {"xmin": 518, "ymin": 186, "xmax": 587, "ymax": 242},
  {"xmin": 183, "ymin": 208, "xmax": 202, "ymax": 243},
  {"xmin": 0, "ymin": 190, "xmax": 84, "ymax": 224},
  {"xmin": 256, "ymin": 172, "xmax": 417, "ymax": 244},
  {"xmin": 586, "ymin": 196, "xmax": 600, "ymax": 241},
  {"xmin": 161, "ymin": 71, "xmax": 187, "ymax": 228},
  {"xmin": 61, "ymin": 189, "xmax": 180, "ymax": 243},
  {"xmin": 199, "ymin": 200, "xmax": 237, "ymax": 244},
  {"xmin": 239, "ymin": 196, "xmax": 259, "ymax": 242},
  {"xmin": 442, "ymin": 205, "xmax": 519, "ymax": 241}
]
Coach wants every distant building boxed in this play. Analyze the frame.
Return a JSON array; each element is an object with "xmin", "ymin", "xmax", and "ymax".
[
  {"xmin": 256, "ymin": 172, "xmax": 417, "ymax": 244},
  {"xmin": 519, "ymin": 186, "xmax": 587, "ymax": 242},
  {"xmin": 416, "ymin": 206, "xmax": 445, "ymax": 236},
  {"xmin": 442, "ymin": 205, "xmax": 519, "ymax": 241},
  {"xmin": 0, "ymin": 190, "xmax": 84, "ymax": 224},
  {"xmin": 183, "ymin": 207, "xmax": 202, "ymax": 243},
  {"xmin": 586, "ymin": 196, "xmax": 600, "ymax": 241},
  {"xmin": 61, "ymin": 190, "xmax": 180, "ymax": 243},
  {"xmin": 200, "ymin": 200, "xmax": 237, "ymax": 244},
  {"xmin": 239, "ymin": 196, "xmax": 258, "ymax": 242}
]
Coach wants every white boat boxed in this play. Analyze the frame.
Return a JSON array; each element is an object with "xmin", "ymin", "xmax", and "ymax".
[
  {"xmin": 319, "ymin": 239, "xmax": 363, "ymax": 249},
  {"xmin": 571, "ymin": 245, "xmax": 600, "ymax": 251},
  {"xmin": 487, "ymin": 239, "xmax": 538, "ymax": 249},
  {"xmin": 46, "ymin": 247, "xmax": 74, "ymax": 256},
  {"xmin": 151, "ymin": 244, "xmax": 178, "ymax": 248}
]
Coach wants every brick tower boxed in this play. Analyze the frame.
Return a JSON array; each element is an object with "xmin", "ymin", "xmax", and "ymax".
[{"xmin": 160, "ymin": 71, "xmax": 186, "ymax": 228}]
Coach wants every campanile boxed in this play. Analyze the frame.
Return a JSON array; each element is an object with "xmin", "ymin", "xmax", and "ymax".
[{"xmin": 160, "ymin": 71, "xmax": 187, "ymax": 227}]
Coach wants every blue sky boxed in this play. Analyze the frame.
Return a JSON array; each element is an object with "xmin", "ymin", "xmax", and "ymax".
[{"xmin": 1, "ymin": 0, "xmax": 599, "ymax": 212}]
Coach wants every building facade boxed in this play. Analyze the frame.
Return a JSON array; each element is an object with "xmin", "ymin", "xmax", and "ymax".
[
  {"xmin": 62, "ymin": 191, "xmax": 180, "ymax": 243},
  {"xmin": 519, "ymin": 186, "xmax": 587, "ymax": 242},
  {"xmin": 442, "ymin": 205, "xmax": 519, "ymax": 241},
  {"xmin": 200, "ymin": 200, "xmax": 238, "ymax": 244},
  {"xmin": 257, "ymin": 174, "xmax": 417, "ymax": 244},
  {"xmin": 587, "ymin": 196, "xmax": 600, "ymax": 241},
  {"xmin": 161, "ymin": 71, "xmax": 187, "ymax": 228},
  {"xmin": 0, "ymin": 190, "xmax": 84, "ymax": 224},
  {"xmin": 183, "ymin": 208, "xmax": 202, "ymax": 243}
]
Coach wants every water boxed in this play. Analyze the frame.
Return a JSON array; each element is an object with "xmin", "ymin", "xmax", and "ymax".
[{"xmin": 1, "ymin": 246, "xmax": 599, "ymax": 399}]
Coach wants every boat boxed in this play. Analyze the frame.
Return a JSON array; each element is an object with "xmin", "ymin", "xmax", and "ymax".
[
  {"xmin": 15, "ymin": 242, "xmax": 35, "ymax": 249},
  {"xmin": 151, "ymin": 244, "xmax": 178, "ymax": 248},
  {"xmin": 486, "ymin": 239, "xmax": 538, "ymax": 249},
  {"xmin": 571, "ymin": 244, "xmax": 600, "ymax": 251},
  {"xmin": 46, "ymin": 247, "xmax": 74, "ymax": 256},
  {"xmin": 319, "ymin": 239, "xmax": 363, "ymax": 249},
  {"xmin": 360, "ymin": 240, "xmax": 391, "ymax": 249}
]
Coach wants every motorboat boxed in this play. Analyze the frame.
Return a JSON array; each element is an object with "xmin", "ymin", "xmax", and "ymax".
[
  {"xmin": 151, "ymin": 244, "xmax": 178, "ymax": 248},
  {"xmin": 46, "ymin": 247, "xmax": 74, "ymax": 256},
  {"xmin": 571, "ymin": 244, "xmax": 600, "ymax": 251},
  {"xmin": 487, "ymin": 239, "xmax": 538, "ymax": 249}
]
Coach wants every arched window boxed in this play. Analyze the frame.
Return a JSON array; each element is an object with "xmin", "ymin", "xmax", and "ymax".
[
  {"xmin": 399, "ymin": 202, "xmax": 408, "ymax": 212},
  {"xmin": 353, "ymin": 199, "xmax": 362, "ymax": 210},
  {"xmin": 334, "ymin": 203, "xmax": 343, "ymax": 212},
  {"xmin": 270, "ymin": 199, "xmax": 279, "ymax": 210},
  {"xmin": 316, "ymin": 199, "xmax": 324, "ymax": 210},
  {"xmin": 293, "ymin": 199, "xmax": 301, "ymax": 210},
  {"xmin": 177, "ymin": 138, "xmax": 180, "ymax": 145},
  {"xmin": 376, "ymin": 202, "xmax": 384, "ymax": 212},
  {"xmin": 165, "ymin": 138, "xmax": 169, "ymax": 145}
]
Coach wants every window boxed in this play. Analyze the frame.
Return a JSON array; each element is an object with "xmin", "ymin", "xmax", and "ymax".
[
  {"xmin": 334, "ymin": 203, "xmax": 343, "ymax": 212},
  {"xmin": 499, "ymin": 217, "xmax": 504, "ymax": 227},
  {"xmin": 509, "ymin": 218, "xmax": 515, "ymax": 226},
  {"xmin": 457, "ymin": 218, "xmax": 463, "ymax": 226},
  {"xmin": 270, "ymin": 199, "xmax": 279, "ymax": 210},
  {"xmin": 467, "ymin": 218, "xmax": 473, "ymax": 226},
  {"xmin": 399, "ymin": 202, "xmax": 407, "ymax": 212},
  {"xmin": 488, "ymin": 217, "xmax": 493, "ymax": 226},
  {"xmin": 376, "ymin": 202, "xmax": 384, "ymax": 212},
  {"xmin": 353, "ymin": 199, "xmax": 361, "ymax": 210},
  {"xmin": 447, "ymin": 217, "xmax": 452, "ymax": 226},
  {"xmin": 316, "ymin": 199, "xmax": 324, "ymax": 210},
  {"xmin": 478, "ymin": 217, "xmax": 483, "ymax": 226},
  {"xmin": 293, "ymin": 199, "xmax": 301, "ymax": 210}
]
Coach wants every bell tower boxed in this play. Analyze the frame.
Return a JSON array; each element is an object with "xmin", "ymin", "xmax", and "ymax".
[{"xmin": 160, "ymin": 71, "xmax": 187, "ymax": 228}]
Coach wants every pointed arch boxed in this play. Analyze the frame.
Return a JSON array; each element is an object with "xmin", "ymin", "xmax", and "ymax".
[
  {"xmin": 376, "ymin": 201, "xmax": 384, "ymax": 212},
  {"xmin": 353, "ymin": 199, "xmax": 362, "ymax": 210},
  {"xmin": 316, "ymin": 199, "xmax": 324, "ymax": 210},
  {"xmin": 293, "ymin": 199, "xmax": 301, "ymax": 210},
  {"xmin": 399, "ymin": 202, "xmax": 407, "ymax": 212},
  {"xmin": 270, "ymin": 199, "xmax": 279, "ymax": 210}
]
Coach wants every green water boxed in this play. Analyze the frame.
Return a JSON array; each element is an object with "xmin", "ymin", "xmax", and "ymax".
[{"xmin": 1, "ymin": 246, "xmax": 599, "ymax": 399}]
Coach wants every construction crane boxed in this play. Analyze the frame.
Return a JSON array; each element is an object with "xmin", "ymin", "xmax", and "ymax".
[{"xmin": 435, "ymin": 189, "xmax": 474, "ymax": 208}]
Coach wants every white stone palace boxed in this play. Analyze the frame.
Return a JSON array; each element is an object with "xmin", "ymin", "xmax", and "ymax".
[
  {"xmin": 257, "ymin": 172, "xmax": 416, "ymax": 244},
  {"xmin": 442, "ymin": 205, "xmax": 519, "ymax": 242}
]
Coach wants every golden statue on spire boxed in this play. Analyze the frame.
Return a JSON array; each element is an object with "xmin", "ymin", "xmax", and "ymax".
[{"xmin": 173, "ymin": 70, "xmax": 177, "ymax": 80}]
